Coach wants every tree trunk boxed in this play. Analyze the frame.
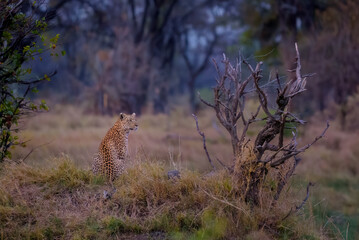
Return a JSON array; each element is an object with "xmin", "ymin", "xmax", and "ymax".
[{"xmin": 188, "ymin": 78, "xmax": 196, "ymax": 112}]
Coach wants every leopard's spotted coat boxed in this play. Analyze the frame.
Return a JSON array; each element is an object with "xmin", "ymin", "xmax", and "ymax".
[{"xmin": 92, "ymin": 113, "xmax": 138, "ymax": 181}]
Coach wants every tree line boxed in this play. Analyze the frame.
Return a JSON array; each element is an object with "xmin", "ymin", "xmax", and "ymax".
[{"xmin": 18, "ymin": 0, "xmax": 357, "ymax": 121}]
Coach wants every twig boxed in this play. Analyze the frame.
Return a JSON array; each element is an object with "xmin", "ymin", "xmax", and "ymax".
[
  {"xmin": 201, "ymin": 188, "xmax": 249, "ymax": 217},
  {"xmin": 297, "ymin": 120, "xmax": 330, "ymax": 152},
  {"xmin": 243, "ymin": 60, "xmax": 274, "ymax": 120},
  {"xmin": 215, "ymin": 157, "xmax": 230, "ymax": 170},
  {"xmin": 273, "ymin": 156, "xmax": 301, "ymax": 201},
  {"xmin": 286, "ymin": 43, "xmax": 307, "ymax": 98},
  {"xmin": 295, "ymin": 43, "xmax": 302, "ymax": 84},
  {"xmin": 276, "ymin": 110, "xmax": 306, "ymax": 125},
  {"xmin": 239, "ymin": 105, "xmax": 261, "ymax": 144},
  {"xmin": 276, "ymin": 70, "xmax": 282, "ymax": 91},
  {"xmin": 192, "ymin": 114, "xmax": 216, "ymax": 170},
  {"xmin": 21, "ymin": 140, "xmax": 54, "ymax": 162},
  {"xmin": 270, "ymin": 121, "xmax": 329, "ymax": 167},
  {"xmin": 212, "ymin": 58, "xmax": 222, "ymax": 82},
  {"xmin": 295, "ymin": 182, "xmax": 314, "ymax": 211},
  {"xmin": 198, "ymin": 92, "xmax": 215, "ymax": 108},
  {"xmin": 282, "ymin": 182, "xmax": 314, "ymax": 220}
]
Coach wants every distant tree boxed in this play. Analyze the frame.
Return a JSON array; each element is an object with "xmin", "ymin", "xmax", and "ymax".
[
  {"xmin": 125, "ymin": 0, "xmax": 240, "ymax": 113},
  {"xmin": 302, "ymin": 0, "xmax": 359, "ymax": 129},
  {"xmin": 177, "ymin": 1, "xmax": 226, "ymax": 112},
  {"xmin": 180, "ymin": 29, "xmax": 217, "ymax": 112},
  {"xmin": 0, "ymin": 0, "xmax": 62, "ymax": 162},
  {"xmin": 236, "ymin": 0, "xmax": 359, "ymax": 126},
  {"xmin": 126, "ymin": 0, "xmax": 214, "ymax": 113},
  {"xmin": 238, "ymin": 0, "xmax": 328, "ymax": 69},
  {"xmin": 43, "ymin": 0, "xmax": 241, "ymax": 114}
]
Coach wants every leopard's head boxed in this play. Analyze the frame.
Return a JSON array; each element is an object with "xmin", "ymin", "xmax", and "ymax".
[{"xmin": 119, "ymin": 113, "xmax": 138, "ymax": 131}]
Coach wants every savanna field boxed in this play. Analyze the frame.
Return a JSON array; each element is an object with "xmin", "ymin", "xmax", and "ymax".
[
  {"xmin": 0, "ymin": 104, "xmax": 358, "ymax": 240},
  {"xmin": 2, "ymin": 1, "xmax": 359, "ymax": 239}
]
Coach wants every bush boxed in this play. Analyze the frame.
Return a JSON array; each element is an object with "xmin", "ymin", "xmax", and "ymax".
[{"xmin": 0, "ymin": 1, "xmax": 63, "ymax": 163}]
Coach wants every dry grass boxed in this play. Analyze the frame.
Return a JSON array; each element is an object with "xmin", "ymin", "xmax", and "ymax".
[
  {"xmin": 295, "ymin": 112, "xmax": 359, "ymax": 240},
  {"xmin": 0, "ymin": 157, "xmax": 325, "ymax": 239},
  {"xmin": 1, "ymin": 104, "xmax": 357, "ymax": 239},
  {"xmin": 13, "ymin": 105, "xmax": 233, "ymax": 171}
]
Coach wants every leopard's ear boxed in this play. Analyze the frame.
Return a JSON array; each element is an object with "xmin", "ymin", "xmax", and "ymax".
[
  {"xmin": 132, "ymin": 113, "xmax": 136, "ymax": 117},
  {"xmin": 120, "ymin": 113, "xmax": 125, "ymax": 120}
]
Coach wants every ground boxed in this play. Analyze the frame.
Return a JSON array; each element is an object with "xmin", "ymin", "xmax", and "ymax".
[{"xmin": 0, "ymin": 105, "xmax": 358, "ymax": 239}]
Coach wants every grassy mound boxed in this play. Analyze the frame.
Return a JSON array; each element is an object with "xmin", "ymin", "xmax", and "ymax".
[{"xmin": 0, "ymin": 156, "xmax": 330, "ymax": 239}]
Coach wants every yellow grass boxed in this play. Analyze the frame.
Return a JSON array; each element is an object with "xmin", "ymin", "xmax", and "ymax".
[
  {"xmin": 0, "ymin": 157, "xmax": 325, "ymax": 239},
  {"xmin": 14, "ymin": 105, "xmax": 233, "ymax": 171},
  {"xmin": 0, "ymin": 104, "xmax": 357, "ymax": 239}
]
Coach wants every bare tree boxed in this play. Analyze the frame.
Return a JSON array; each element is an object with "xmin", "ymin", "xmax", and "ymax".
[
  {"xmin": 198, "ymin": 44, "xmax": 328, "ymax": 205},
  {"xmin": 180, "ymin": 30, "xmax": 218, "ymax": 112}
]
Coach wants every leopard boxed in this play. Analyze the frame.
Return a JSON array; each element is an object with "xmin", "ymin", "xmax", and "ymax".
[{"xmin": 92, "ymin": 112, "xmax": 138, "ymax": 181}]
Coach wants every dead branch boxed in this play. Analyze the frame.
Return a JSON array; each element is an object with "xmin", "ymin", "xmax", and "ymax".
[
  {"xmin": 215, "ymin": 157, "xmax": 230, "ymax": 171},
  {"xmin": 282, "ymin": 182, "xmax": 315, "ymax": 220},
  {"xmin": 243, "ymin": 59, "xmax": 275, "ymax": 121},
  {"xmin": 201, "ymin": 188, "xmax": 249, "ymax": 217},
  {"xmin": 196, "ymin": 43, "xmax": 328, "ymax": 205},
  {"xmin": 198, "ymin": 54, "xmax": 261, "ymax": 157},
  {"xmin": 198, "ymin": 92, "xmax": 215, "ymax": 108},
  {"xmin": 239, "ymin": 105, "xmax": 261, "ymax": 145},
  {"xmin": 192, "ymin": 114, "xmax": 216, "ymax": 170},
  {"xmin": 296, "ymin": 182, "xmax": 315, "ymax": 210},
  {"xmin": 270, "ymin": 121, "xmax": 329, "ymax": 167},
  {"xmin": 284, "ymin": 43, "xmax": 307, "ymax": 98},
  {"xmin": 20, "ymin": 140, "xmax": 54, "ymax": 163},
  {"xmin": 274, "ymin": 156, "xmax": 301, "ymax": 201},
  {"xmin": 297, "ymin": 121, "xmax": 330, "ymax": 152}
]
